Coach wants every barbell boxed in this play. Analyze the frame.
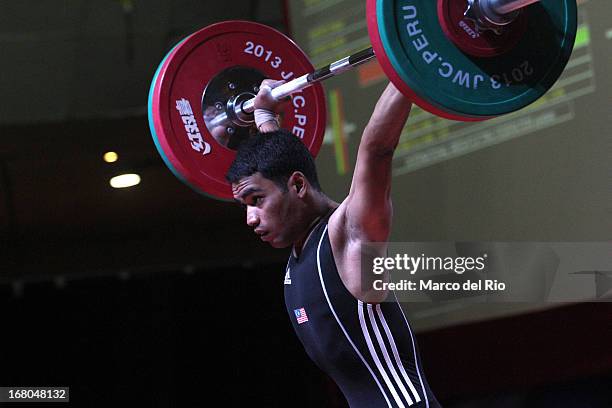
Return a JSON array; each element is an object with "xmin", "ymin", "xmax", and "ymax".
[{"xmin": 148, "ymin": 0, "xmax": 577, "ymax": 200}]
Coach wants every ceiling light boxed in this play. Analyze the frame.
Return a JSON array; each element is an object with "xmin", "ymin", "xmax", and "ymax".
[
  {"xmin": 103, "ymin": 151, "xmax": 119, "ymax": 163},
  {"xmin": 110, "ymin": 173, "xmax": 141, "ymax": 189}
]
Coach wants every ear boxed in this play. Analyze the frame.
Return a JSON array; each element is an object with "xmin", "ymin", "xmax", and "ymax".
[{"xmin": 288, "ymin": 171, "xmax": 308, "ymax": 198}]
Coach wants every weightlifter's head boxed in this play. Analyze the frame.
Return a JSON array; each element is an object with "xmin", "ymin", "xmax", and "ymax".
[{"xmin": 227, "ymin": 130, "xmax": 325, "ymax": 248}]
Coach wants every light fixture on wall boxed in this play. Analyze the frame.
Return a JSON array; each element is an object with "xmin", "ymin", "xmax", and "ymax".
[
  {"xmin": 103, "ymin": 151, "xmax": 119, "ymax": 163},
  {"xmin": 109, "ymin": 173, "xmax": 141, "ymax": 189}
]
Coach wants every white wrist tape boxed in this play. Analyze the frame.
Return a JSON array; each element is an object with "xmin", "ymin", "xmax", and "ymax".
[{"xmin": 254, "ymin": 108, "xmax": 279, "ymax": 130}]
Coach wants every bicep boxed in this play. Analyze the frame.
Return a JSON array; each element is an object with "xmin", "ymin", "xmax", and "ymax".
[{"xmin": 344, "ymin": 140, "xmax": 394, "ymax": 242}]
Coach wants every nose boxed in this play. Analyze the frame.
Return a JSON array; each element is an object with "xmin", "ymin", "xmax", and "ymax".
[{"xmin": 246, "ymin": 206, "xmax": 259, "ymax": 227}]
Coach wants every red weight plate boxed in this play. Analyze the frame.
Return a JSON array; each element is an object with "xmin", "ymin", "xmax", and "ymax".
[
  {"xmin": 366, "ymin": 0, "xmax": 488, "ymax": 122},
  {"xmin": 437, "ymin": 0, "xmax": 527, "ymax": 58},
  {"xmin": 150, "ymin": 21, "xmax": 327, "ymax": 200}
]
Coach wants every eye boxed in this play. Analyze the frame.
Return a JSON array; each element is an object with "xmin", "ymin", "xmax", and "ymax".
[{"xmin": 240, "ymin": 195, "xmax": 263, "ymax": 208}]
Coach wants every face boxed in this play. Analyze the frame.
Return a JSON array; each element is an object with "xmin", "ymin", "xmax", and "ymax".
[{"xmin": 232, "ymin": 173, "xmax": 302, "ymax": 248}]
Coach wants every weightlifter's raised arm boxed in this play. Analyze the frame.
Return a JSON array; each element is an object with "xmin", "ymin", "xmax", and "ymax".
[
  {"xmin": 343, "ymin": 82, "xmax": 412, "ymax": 243},
  {"xmin": 321, "ymin": 82, "xmax": 412, "ymax": 303}
]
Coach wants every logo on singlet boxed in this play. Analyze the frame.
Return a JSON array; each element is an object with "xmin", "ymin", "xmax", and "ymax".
[
  {"xmin": 294, "ymin": 308, "xmax": 308, "ymax": 324},
  {"xmin": 284, "ymin": 267, "xmax": 291, "ymax": 285}
]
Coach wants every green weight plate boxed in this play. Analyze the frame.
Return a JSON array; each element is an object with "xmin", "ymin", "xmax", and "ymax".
[{"xmin": 371, "ymin": 0, "xmax": 577, "ymax": 119}]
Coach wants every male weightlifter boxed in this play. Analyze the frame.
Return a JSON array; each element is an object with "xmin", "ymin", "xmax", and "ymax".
[{"xmin": 227, "ymin": 79, "xmax": 441, "ymax": 408}]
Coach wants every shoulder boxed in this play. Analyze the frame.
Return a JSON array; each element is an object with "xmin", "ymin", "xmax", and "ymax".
[
  {"xmin": 327, "ymin": 200, "xmax": 389, "ymax": 304},
  {"xmin": 328, "ymin": 197, "xmax": 391, "ymax": 256},
  {"xmin": 329, "ymin": 193, "xmax": 392, "ymax": 244}
]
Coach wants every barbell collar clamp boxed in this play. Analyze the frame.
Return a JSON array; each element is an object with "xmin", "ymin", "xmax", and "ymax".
[
  {"xmin": 487, "ymin": 0, "xmax": 541, "ymax": 16},
  {"xmin": 470, "ymin": 0, "xmax": 541, "ymax": 30}
]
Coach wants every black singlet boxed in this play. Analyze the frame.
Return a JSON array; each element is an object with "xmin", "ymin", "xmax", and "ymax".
[{"xmin": 284, "ymin": 213, "xmax": 441, "ymax": 408}]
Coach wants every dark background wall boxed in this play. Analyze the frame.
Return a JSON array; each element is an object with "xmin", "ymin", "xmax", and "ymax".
[{"xmin": 1, "ymin": 0, "xmax": 611, "ymax": 407}]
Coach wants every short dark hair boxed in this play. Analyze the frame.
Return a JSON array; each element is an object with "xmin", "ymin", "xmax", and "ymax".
[{"xmin": 226, "ymin": 129, "xmax": 321, "ymax": 192}]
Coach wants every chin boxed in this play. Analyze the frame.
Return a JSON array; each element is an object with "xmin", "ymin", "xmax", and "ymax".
[{"xmin": 269, "ymin": 238, "xmax": 291, "ymax": 249}]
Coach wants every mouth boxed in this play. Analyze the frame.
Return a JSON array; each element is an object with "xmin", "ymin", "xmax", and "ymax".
[{"xmin": 255, "ymin": 230, "xmax": 271, "ymax": 241}]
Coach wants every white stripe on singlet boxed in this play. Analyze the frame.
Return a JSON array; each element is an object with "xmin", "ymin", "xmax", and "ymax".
[
  {"xmin": 375, "ymin": 304, "xmax": 421, "ymax": 404},
  {"xmin": 392, "ymin": 291, "xmax": 430, "ymax": 408},
  {"xmin": 366, "ymin": 303, "xmax": 417, "ymax": 405},
  {"xmin": 358, "ymin": 301, "xmax": 406, "ymax": 408}
]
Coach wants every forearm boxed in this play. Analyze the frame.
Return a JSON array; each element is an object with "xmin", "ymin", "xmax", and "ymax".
[{"xmin": 361, "ymin": 83, "xmax": 412, "ymax": 155}]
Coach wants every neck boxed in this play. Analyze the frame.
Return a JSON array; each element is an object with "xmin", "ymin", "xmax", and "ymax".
[{"xmin": 292, "ymin": 191, "xmax": 337, "ymax": 256}]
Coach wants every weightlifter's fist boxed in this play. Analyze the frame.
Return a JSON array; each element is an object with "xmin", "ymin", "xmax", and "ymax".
[{"xmin": 254, "ymin": 79, "xmax": 285, "ymax": 132}]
